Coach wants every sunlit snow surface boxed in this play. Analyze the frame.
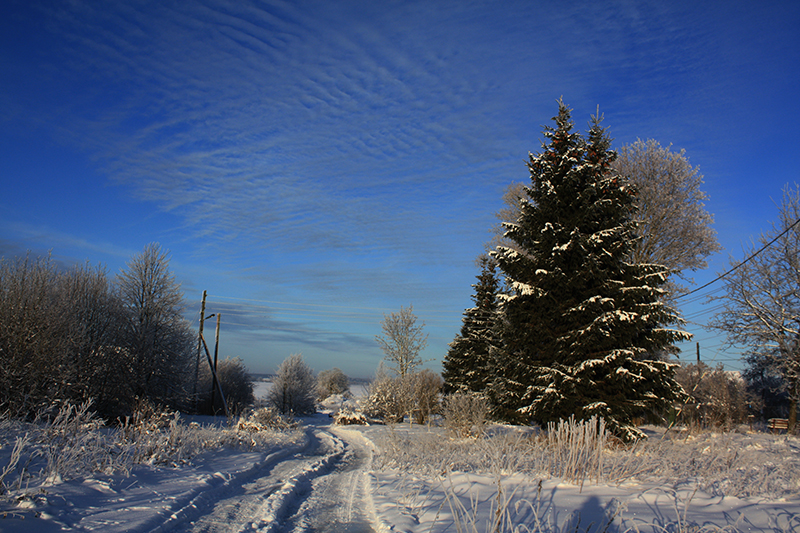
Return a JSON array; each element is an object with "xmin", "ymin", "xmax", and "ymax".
[{"xmin": 1, "ymin": 397, "xmax": 798, "ymax": 532}]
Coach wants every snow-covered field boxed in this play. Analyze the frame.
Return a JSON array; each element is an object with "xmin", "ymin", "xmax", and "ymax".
[{"xmin": 1, "ymin": 396, "xmax": 798, "ymax": 532}]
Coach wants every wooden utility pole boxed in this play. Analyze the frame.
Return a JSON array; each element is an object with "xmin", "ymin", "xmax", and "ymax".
[
  {"xmin": 210, "ymin": 313, "xmax": 221, "ymax": 414},
  {"xmin": 199, "ymin": 331, "xmax": 228, "ymax": 418},
  {"xmin": 193, "ymin": 290, "xmax": 207, "ymax": 409},
  {"xmin": 696, "ymin": 341, "xmax": 700, "ymax": 364}
]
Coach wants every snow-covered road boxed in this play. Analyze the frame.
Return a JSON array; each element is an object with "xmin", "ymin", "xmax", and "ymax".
[
  {"xmin": 4, "ymin": 415, "xmax": 799, "ymax": 533},
  {"xmin": 281, "ymin": 425, "xmax": 376, "ymax": 533},
  {"xmin": 169, "ymin": 421, "xmax": 376, "ymax": 533}
]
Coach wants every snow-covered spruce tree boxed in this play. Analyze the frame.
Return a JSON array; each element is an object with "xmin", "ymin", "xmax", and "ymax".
[
  {"xmin": 443, "ymin": 255, "xmax": 501, "ymax": 394},
  {"xmin": 491, "ymin": 101, "xmax": 690, "ymax": 441}
]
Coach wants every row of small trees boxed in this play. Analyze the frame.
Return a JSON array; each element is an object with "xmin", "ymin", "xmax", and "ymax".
[
  {"xmin": 0, "ymin": 243, "xmax": 255, "ymax": 419},
  {"xmin": 265, "ymin": 308, "xmax": 446, "ymax": 424},
  {"xmin": 266, "ymin": 354, "xmax": 355, "ymax": 416}
]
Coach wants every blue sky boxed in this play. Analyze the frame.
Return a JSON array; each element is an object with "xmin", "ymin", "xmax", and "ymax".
[{"xmin": 2, "ymin": 0, "xmax": 798, "ymax": 378}]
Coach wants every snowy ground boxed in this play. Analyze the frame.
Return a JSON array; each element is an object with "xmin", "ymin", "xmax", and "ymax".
[
  {"xmin": 1, "ymin": 400, "xmax": 798, "ymax": 532},
  {"xmin": 362, "ymin": 421, "xmax": 800, "ymax": 533}
]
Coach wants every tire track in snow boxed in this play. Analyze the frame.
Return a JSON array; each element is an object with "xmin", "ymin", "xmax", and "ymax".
[
  {"xmin": 162, "ymin": 423, "xmax": 374, "ymax": 533},
  {"xmin": 150, "ymin": 442, "xmax": 305, "ymax": 533},
  {"xmin": 283, "ymin": 426, "xmax": 377, "ymax": 533},
  {"xmin": 256, "ymin": 428, "xmax": 347, "ymax": 533}
]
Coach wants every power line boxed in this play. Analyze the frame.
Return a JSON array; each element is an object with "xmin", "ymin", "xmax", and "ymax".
[
  {"xmin": 675, "ymin": 216, "xmax": 800, "ymax": 301},
  {"xmin": 675, "ymin": 285, "xmax": 725, "ymax": 306},
  {"xmin": 210, "ymin": 294, "xmax": 457, "ymax": 316},
  {"xmin": 681, "ymin": 305, "xmax": 727, "ymax": 323},
  {"xmin": 672, "ymin": 217, "xmax": 800, "ymax": 374}
]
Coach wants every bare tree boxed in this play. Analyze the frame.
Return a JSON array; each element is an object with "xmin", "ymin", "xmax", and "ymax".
[
  {"xmin": 0, "ymin": 254, "xmax": 71, "ymax": 415},
  {"xmin": 0, "ymin": 255, "xmax": 130, "ymax": 417},
  {"xmin": 60, "ymin": 262, "xmax": 128, "ymax": 417},
  {"xmin": 268, "ymin": 353, "xmax": 316, "ymax": 416},
  {"xmin": 710, "ymin": 184, "xmax": 800, "ymax": 430},
  {"xmin": 316, "ymin": 367, "xmax": 350, "ymax": 400},
  {"xmin": 375, "ymin": 305, "xmax": 428, "ymax": 378},
  {"xmin": 117, "ymin": 243, "xmax": 194, "ymax": 409},
  {"xmin": 490, "ymin": 140, "xmax": 720, "ymax": 291},
  {"xmin": 614, "ymin": 139, "xmax": 721, "ymax": 282}
]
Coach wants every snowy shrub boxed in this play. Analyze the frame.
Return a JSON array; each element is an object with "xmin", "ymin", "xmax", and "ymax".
[
  {"xmin": 674, "ymin": 362, "xmax": 753, "ymax": 428},
  {"xmin": 317, "ymin": 367, "xmax": 350, "ymax": 401},
  {"xmin": 410, "ymin": 369, "xmax": 443, "ymax": 424},
  {"xmin": 364, "ymin": 369, "xmax": 443, "ymax": 425},
  {"xmin": 32, "ymin": 400, "xmax": 135, "ymax": 484},
  {"xmin": 334, "ymin": 408, "xmax": 367, "ymax": 425},
  {"xmin": 444, "ymin": 391, "xmax": 488, "ymax": 438},
  {"xmin": 197, "ymin": 356, "xmax": 255, "ymax": 415},
  {"xmin": 0, "ymin": 401, "xmax": 304, "ymax": 506},
  {"xmin": 238, "ymin": 407, "xmax": 297, "ymax": 431},
  {"xmin": 363, "ymin": 375, "xmax": 404, "ymax": 423},
  {"xmin": 268, "ymin": 353, "xmax": 317, "ymax": 416}
]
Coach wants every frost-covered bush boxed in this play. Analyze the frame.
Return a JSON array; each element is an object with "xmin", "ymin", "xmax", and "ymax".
[
  {"xmin": 674, "ymin": 362, "xmax": 753, "ymax": 428},
  {"xmin": 334, "ymin": 408, "xmax": 367, "ymax": 425},
  {"xmin": 363, "ymin": 369, "xmax": 443, "ymax": 424},
  {"xmin": 363, "ymin": 375, "xmax": 405, "ymax": 423},
  {"xmin": 317, "ymin": 367, "xmax": 350, "ymax": 401},
  {"xmin": 410, "ymin": 369, "xmax": 443, "ymax": 424},
  {"xmin": 37, "ymin": 401, "xmax": 114, "ymax": 482},
  {"xmin": 268, "ymin": 353, "xmax": 317, "ymax": 416},
  {"xmin": 238, "ymin": 407, "xmax": 297, "ymax": 431},
  {"xmin": 444, "ymin": 391, "xmax": 488, "ymax": 438},
  {"xmin": 198, "ymin": 356, "xmax": 255, "ymax": 415},
  {"xmin": 0, "ymin": 401, "xmax": 303, "ymax": 505}
]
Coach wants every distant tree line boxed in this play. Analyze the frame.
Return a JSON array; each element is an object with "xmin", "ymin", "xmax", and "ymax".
[{"xmin": 0, "ymin": 243, "xmax": 253, "ymax": 419}]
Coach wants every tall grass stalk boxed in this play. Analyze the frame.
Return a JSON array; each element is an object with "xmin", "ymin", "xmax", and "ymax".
[
  {"xmin": 439, "ymin": 472, "xmax": 525, "ymax": 533},
  {"xmin": 0, "ymin": 400, "xmax": 302, "ymax": 502},
  {"xmin": 0, "ymin": 434, "xmax": 30, "ymax": 495},
  {"xmin": 375, "ymin": 421, "xmax": 800, "ymax": 502},
  {"xmin": 546, "ymin": 416, "xmax": 606, "ymax": 489}
]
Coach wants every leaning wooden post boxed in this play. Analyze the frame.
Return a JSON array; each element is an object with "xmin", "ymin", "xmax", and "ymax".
[
  {"xmin": 200, "ymin": 332, "xmax": 229, "ymax": 418},
  {"xmin": 210, "ymin": 313, "xmax": 221, "ymax": 414},
  {"xmin": 193, "ymin": 290, "xmax": 207, "ymax": 410}
]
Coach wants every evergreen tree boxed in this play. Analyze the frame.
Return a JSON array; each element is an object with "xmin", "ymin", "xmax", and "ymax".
[
  {"xmin": 443, "ymin": 255, "xmax": 500, "ymax": 394},
  {"xmin": 491, "ymin": 101, "xmax": 690, "ymax": 441}
]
